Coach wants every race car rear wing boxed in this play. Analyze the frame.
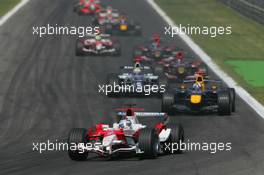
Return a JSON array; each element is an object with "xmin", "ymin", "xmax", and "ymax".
[
  {"xmin": 117, "ymin": 111, "xmax": 168, "ymax": 118},
  {"xmin": 135, "ymin": 112, "xmax": 167, "ymax": 117},
  {"xmin": 84, "ymin": 33, "xmax": 111, "ymax": 38},
  {"xmin": 183, "ymin": 79, "xmax": 222, "ymax": 84},
  {"xmin": 120, "ymin": 66, "xmax": 151, "ymax": 70},
  {"xmin": 115, "ymin": 104, "xmax": 168, "ymax": 120}
]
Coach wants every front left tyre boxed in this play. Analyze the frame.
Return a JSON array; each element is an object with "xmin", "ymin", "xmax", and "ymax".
[{"xmin": 68, "ymin": 128, "xmax": 88, "ymax": 161}]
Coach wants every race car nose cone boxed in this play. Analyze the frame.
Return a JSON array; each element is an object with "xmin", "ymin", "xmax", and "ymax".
[
  {"xmin": 120, "ymin": 25, "xmax": 128, "ymax": 31},
  {"xmin": 178, "ymin": 67, "xmax": 185, "ymax": 74},
  {"xmin": 190, "ymin": 95, "xmax": 202, "ymax": 104}
]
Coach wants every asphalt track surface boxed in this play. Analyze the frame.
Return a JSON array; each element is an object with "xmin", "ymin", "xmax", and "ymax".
[{"xmin": 0, "ymin": 0, "xmax": 264, "ymax": 175}]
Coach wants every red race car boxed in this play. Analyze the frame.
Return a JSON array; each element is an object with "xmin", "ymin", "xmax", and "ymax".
[
  {"xmin": 67, "ymin": 105, "xmax": 184, "ymax": 160},
  {"xmin": 133, "ymin": 34, "xmax": 179, "ymax": 64},
  {"xmin": 153, "ymin": 54, "xmax": 208, "ymax": 82},
  {"xmin": 75, "ymin": 34, "xmax": 121, "ymax": 56},
  {"xmin": 74, "ymin": 0, "xmax": 101, "ymax": 15},
  {"xmin": 134, "ymin": 42, "xmax": 208, "ymax": 83},
  {"xmin": 92, "ymin": 6, "xmax": 120, "ymax": 25}
]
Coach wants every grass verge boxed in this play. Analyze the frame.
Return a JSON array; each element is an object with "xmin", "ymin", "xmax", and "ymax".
[
  {"xmin": 0, "ymin": 0, "xmax": 21, "ymax": 17},
  {"xmin": 155, "ymin": 0, "xmax": 264, "ymax": 104}
]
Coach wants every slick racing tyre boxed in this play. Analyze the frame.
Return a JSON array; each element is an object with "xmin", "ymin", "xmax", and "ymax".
[
  {"xmin": 75, "ymin": 40, "xmax": 84, "ymax": 56},
  {"xmin": 164, "ymin": 124, "xmax": 184, "ymax": 154},
  {"xmin": 158, "ymin": 75, "xmax": 168, "ymax": 90},
  {"xmin": 92, "ymin": 16, "xmax": 99, "ymax": 25},
  {"xmin": 105, "ymin": 24, "xmax": 113, "ymax": 34},
  {"xmin": 153, "ymin": 64, "xmax": 164, "ymax": 75},
  {"xmin": 134, "ymin": 24, "xmax": 142, "ymax": 36},
  {"xmin": 68, "ymin": 128, "xmax": 88, "ymax": 161},
  {"xmin": 229, "ymin": 88, "xmax": 236, "ymax": 112},
  {"xmin": 73, "ymin": 5, "xmax": 79, "ymax": 12},
  {"xmin": 138, "ymin": 128, "xmax": 159, "ymax": 159},
  {"xmin": 218, "ymin": 91, "xmax": 232, "ymax": 115},
  {"xmin": 106, "ymin": 73, "xmax": 119, "ymax": 97},
  {"xmin": 161, "ymin": 93, "xmax": 174, "ymax": 113},
  {"xmin": 113, "ymin": 43, "xmax": 121, "ymax": 56}
]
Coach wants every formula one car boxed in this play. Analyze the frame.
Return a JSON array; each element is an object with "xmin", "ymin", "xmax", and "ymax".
[
  {"xmin": 161, "ymin": 74, "xmax": 236, "ymax": 115},
  {"xmin": 67, "ymin": 105, "xmax": 184, "ymax": 160},
  {"xmin": 106, "ymin": 62, "xmax": 168, "ymax": 97},
  {"xmin": 133, "ymin": 34, "xmax": 178, "ymax": 63},
  {"xmin": 76, "ymin": 34, "xmax": 121, "ymax": 56},
  {"xmin": 92, "ymin": 6, "xmax": 120, "ymax": 25},
  {"xmin": 152, "ymin": 55, "xmax": 208, "ymax": 82},
  {"xmin": 104, "ymin": 15, "xmax": 142, "ymax": 36},
  {"xmin": 74, "ymin": 0, "xmax": 101, "ymax": 15}
]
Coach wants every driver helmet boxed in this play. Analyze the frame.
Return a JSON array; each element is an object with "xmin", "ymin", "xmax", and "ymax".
[
  {"xmin": 126, "ymin": 109, "xmax": 133, "ymax": 116},
  {"xmin": 119, "ymin": 119, "xmax": 132, "ymax": 129},
  {"xmin": 152, "ymin": 33, "xmax": 161, "ymax": 45},
  {"xmin": 151, "ymin": 42, "xmax": 158, "ymax": 50},
  {"xmin": 95, "ymin": 35, "xmax": 101, "ymax": 40},
  {"xmin": 193, "ymin": 82, "xmax": 202, "ymax": 92},
  {"xmin": 106, "ymin": 6, "xmax": 113, "ymax": 14},
  {"xmin": 120, "ymin": 15, "xmax": 127, "ymax": 22},
  {"xmin": 133, "ymin": 62, "xmax": 142, "ymax": 74}
]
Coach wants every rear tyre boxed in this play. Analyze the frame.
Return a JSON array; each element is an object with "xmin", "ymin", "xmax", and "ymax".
[
  {"xmin": 105, "ymin": 24, "xmax": 113, "ymax": 34},
  {"xmin": 218, "ymin": 91, "xmax": 231, "ymax": 115},
  {"xmin": 229, "ymin": 88, "xmax": 236, "ymax": 112},
  {"xmin": 113, "ymin": 43, "xmax": 121, "ymax": 56},
  {"xmin": 68, "ymin": 128, "xmax": 88, "ymax": 161},
  {"xmin": 134, "ymin": 24, "xmax": 142, "ymax": 36},
  {"xmin": 153, "ymin": 64, "xmax": 164, "ymax": 75},
  {"xmin": 76, "ymin": 40, "xmax": 84, "ymax": 56},
  {"xmin": 158, "ymin": 75, "xmax": 168, "ymax": 90},
  {"xmin": 138, "ymin": 128, "xmax": 159, "ymax": 159},
  {"xmin": 164, "ymin": 124, "xmax": 184, "ymax": 154},
  {"xmin": 162, "ymin": 93, "xmax": 174, "ymax": 113}
]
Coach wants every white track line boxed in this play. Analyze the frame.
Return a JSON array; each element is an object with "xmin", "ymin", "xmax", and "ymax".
[
  {"xmin": 147, "ymin": 0, "xmax": 264, "ymax": 118},
  {"xmin": 0, "ymin": 0, "xmax": 30, "ymax": 26}
]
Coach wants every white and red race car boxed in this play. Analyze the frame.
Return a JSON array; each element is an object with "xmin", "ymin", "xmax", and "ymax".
[
  {"xmin": 74, "ymin": 0, "xmax": 102, "ymax": 15},
  {"xmin": 76, "ymin": 34, "xmax": 121, "ymax": 56},
  {"xmin": 92, "ymin": 6, "xmax": 120, "ymax": 25},
  {"xmin": 67, "ymin": 106, "xmax": 184, "ymax": 160}
]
